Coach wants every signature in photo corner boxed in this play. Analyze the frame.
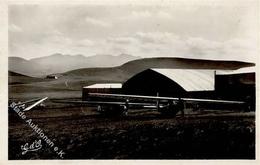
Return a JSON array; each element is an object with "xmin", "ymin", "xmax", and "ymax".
[{"xmin": 21, "ymin": 139, "xmax": 42, "ymax": 155}]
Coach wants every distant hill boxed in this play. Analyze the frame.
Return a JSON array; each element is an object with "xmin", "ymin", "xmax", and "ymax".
[
  {"xmin": 9, "ymin": 71, "xmax": 29, "ymax": 77},
  {"xmin": 9, "ymin": 57, "xmax": 47, "ymax": 77},
  {"xmin": 63, "ymin": 57, "xmax": 255, "ymax": 82},
  {"xmin": 9, "ymin": 56, "xmax": 255, "ymax": 88},
  {"xmin": 119, "ymin": 57, "xmax": 255, "ymax": 75},
  {"xmin": 8, "ymin": 57, "xmax": 255, "ymax": 92},
  {"xmin": 9, "ymin": 54, "xmax": 139, "ymax": 77},
  {"xmin": 8, "ymin": 71, "xmax": 47, "ymax": 85}
]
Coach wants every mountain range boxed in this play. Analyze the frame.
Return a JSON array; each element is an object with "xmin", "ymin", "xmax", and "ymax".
[
  {"xmin": 9, "ymin": 53, "xmax": 255, "ymax": 82},
  {"xmin": 9, "ymin": 53, "xmax": 139, "ymax": 77},
  {"xmin": 9, "ymin": 56, "xmax": 255, "ymax": 90}
]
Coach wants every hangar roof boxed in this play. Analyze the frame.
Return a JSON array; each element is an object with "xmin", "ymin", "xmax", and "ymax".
[
  {"xmin": 83, "ymin": 83, "xmax": 122, "ymax": 89},
  {"xmin": 151, "ymin": 69, "xmax": 215, "ymax": 91},
  {"xmin": 216, "ymin": 66, "xmax": 256, "ymax": 75}
]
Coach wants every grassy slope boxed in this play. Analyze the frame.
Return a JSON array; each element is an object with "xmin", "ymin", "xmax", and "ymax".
[
  {"xmin": 63, "ymin": 57, "xmax": 255, "ymax": 82},
  {"xmin": 8, "ymin": 71, "xmax": 49, "ymax": 85},
  {"xmin": 9, "ymin": 57, "xmax": 255, "ymax": 99}
]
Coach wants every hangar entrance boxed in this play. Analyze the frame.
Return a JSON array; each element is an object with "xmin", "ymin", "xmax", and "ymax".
[{"xmin": 122, "ymin": 69, "xmax": 215, "ymax": 97}]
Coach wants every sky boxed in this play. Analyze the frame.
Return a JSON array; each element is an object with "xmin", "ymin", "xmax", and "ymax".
[{"xmin": 8, "ymin": 1, "xmax": 258, "ymax": 62}]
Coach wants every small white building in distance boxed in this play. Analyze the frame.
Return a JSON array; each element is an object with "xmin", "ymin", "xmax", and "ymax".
[
  {"xmin": 82, "ymin": 83, "xmax": 122, "ymax": 100},
  {"xmin": 46, "ymin": 75, "xmax": 58, "ymax": 79}
]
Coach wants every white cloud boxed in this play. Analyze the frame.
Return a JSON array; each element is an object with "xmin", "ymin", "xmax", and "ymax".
[
  {"xmin": 157, "ymin": 11, "xmax": 172, "ymax": 19},
  {"xmin": 80, "ymin": 39, "xmax": 95, "ymax": 46},
  {"xmin": 135, "ymin": 32, "xmax": 179, "ymax": 44},
  {"xmin": 120, "ymin": 10, "xmax": 172, "ymax": 21},
  {"xmin": 9, "ymin": 24, "xmax": 23, "ymax": 32},
  {"xmin": 44, "ymin": 30, "xmax": 73, "ymax": 45},
  {"xmin": 9, "ymin": 5, "xmax": 257, "ymax": 63},
  {"xmin": 9, "ymin": 30, "xmax": 256, "ymax": 62},
  {"xmin": 85, "ymin": 17, "xmax": 112, "ymax": 28},
  {"xmin": 75, "ymin": 39, "xmax": 95, "ymax": 47},
  {"xmin": 131, "ymin": 10, "xmax": 152, "ymax": 18},
  {"xmin": 185, "ymin": 37, "xmax": 223, "ymax": 50},
  {"xmin": 115, "ymin": 32, "xmax": 256, "ymax": 62},
  {"xmin": 106, "ymin": 37, "xmax": 138, "ymax": 45}
]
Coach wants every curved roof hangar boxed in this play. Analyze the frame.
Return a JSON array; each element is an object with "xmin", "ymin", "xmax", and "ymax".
[{"xmin": 122, "ymin": 69, "xmax": 215, "ymax": 96}]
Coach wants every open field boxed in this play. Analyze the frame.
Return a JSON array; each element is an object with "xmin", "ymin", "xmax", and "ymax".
[{"xmin": 9, "ymin": 101, "xmax": 255, "ymax": 159}]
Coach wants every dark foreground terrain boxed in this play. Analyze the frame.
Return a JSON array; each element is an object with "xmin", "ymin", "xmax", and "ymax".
[
  {"xmin": 8, "ymin": 61, "xmax": 255, "ymax": 159},
  {"xmin": 9, "ymin": 103, "xmax": 255, "ymax": 159}
]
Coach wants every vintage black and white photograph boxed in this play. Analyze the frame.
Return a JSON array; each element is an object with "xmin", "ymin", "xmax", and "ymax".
[{"xmin": 8, "ymin": 0, "xmax": 257, "ymax": 160}]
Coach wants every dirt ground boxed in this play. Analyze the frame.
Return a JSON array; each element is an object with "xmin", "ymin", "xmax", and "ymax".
[
  {"xmin": 9, "ymin": 102, "xmax": 255, "ymax": 160},
  {"xmin": 8, "ymin": 78, "xmax": 255, "ymax": 159}
]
